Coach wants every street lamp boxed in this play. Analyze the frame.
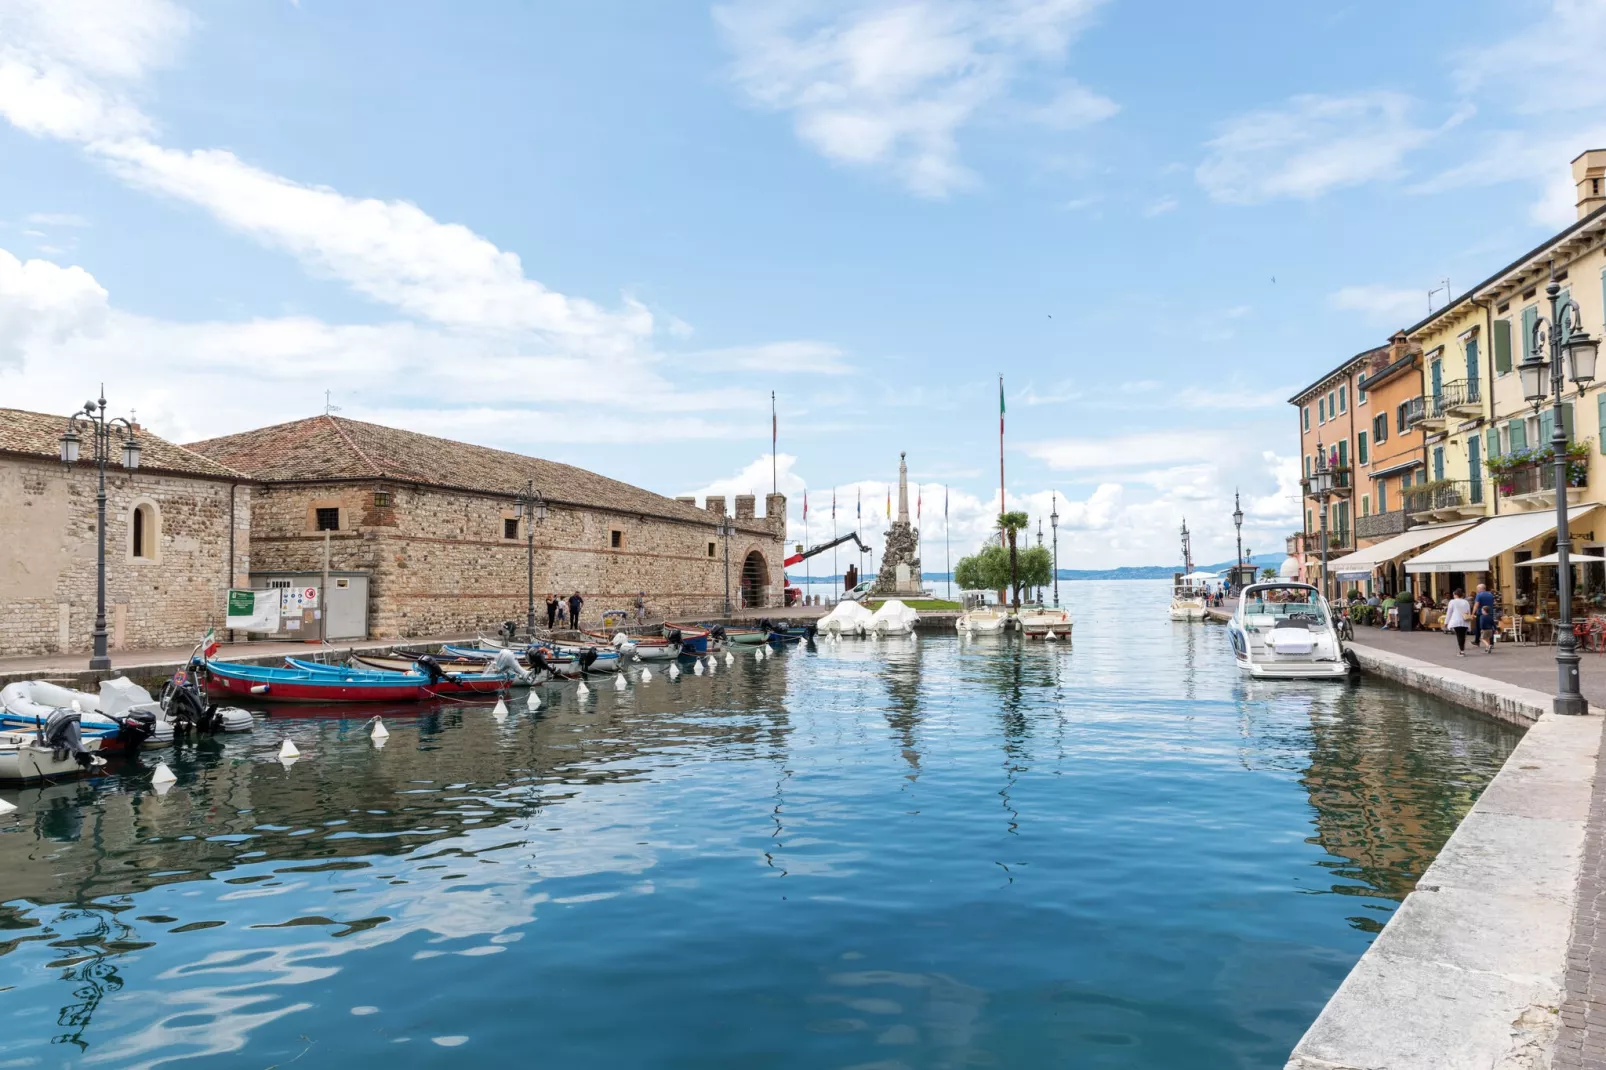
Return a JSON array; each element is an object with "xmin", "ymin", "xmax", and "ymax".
[
  {"xmin": 1308, "ymin": 444, "xmax": 1336, "ymax": 602},
  {"xmin": 1049, "ymin": 494, "xmax": 1060, "ymax": 608},
  {"xmin": 1520, "ymin": 267, "xmax": 1600, "ymax": 715},
  {"xmin": 1232, "ymin": 490, "xmax": 1245, "ymax": 591},
  {"xmin": 1035, "ymin": 518, "xmax": 1044, "ymax": 603},
  {"xmin": 717, "ymin": 518, "xmax": 736, "ymax": 616},
  {"xmin": 512, "ymin": 480, "xmax": 548, "ymax": 638},
  {"xmin": 59, "ymin": 390, "xmax": 140, "ymax": 671}
]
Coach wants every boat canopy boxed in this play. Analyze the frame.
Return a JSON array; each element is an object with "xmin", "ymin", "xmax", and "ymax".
[
  {"xmin": 1327, "ymin": 521, "xmax": 1475, "ymax": 580},
  {"xmin": 1405, "ymin": 506, "xmax": 1601, "ymax": 574}
]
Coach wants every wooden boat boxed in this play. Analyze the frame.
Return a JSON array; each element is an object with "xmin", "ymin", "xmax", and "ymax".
[
  {"xmin": 204, "ymin": 660, "xmax": 437, "ymax": 703},
  {"xmin": 662, "ymin": 625, "xmax": 714, "ymax": 654},
  {"xmin": 379, "ymin": 649, "xmax": 613, "ymax": 681},
  {"xmin": 284, "ymin": 658, "xmax": 516, "ymax": 695}
]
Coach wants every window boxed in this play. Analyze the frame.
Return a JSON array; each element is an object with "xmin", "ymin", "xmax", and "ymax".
[
  {"xmin": 1306, "ymin": 509, "xmax": 1312, "ymax": 533},
  {"xmin": 1373, "ymin": 413, "xmax": 1388, "ymax": 445},
  {"xmin": 708, "ymin": 542, "xmax": 717, "ymax": 557},
  {"xmin": 1327, "ymin": 390, "xmax": 1336, "ymax": 419},
  {"xmin": 1358, "ymin": 430, "xmax": 1369, "ymax": 465},
  {"xmin": 1494, "ymin": 319, "xmax": 1512, "ymax": 374},
  {"xmin": 1338, "ymin": 385, "xmax": 1347, "ymax": 413},
  {"xmin": 1361, "ymin": 494, "xmax": 1370, "ymax": 517},
  {"xmin": 1337, "ymin": 438, "xmax": 1348, "ymax": 468},
  {"xmin": 611, "ymin": 530, "xmax": 624, "ymax": 549},
  {"xmin": 1465, "ymin": 335, "xmax": 1479, "ymax": 385},
  {"xmin": 315, "ymin": 507, "xmax": 340, "ymax": 532},
  {"xmin": 1357, "ymin": 378, "xmax": 1367, "ymax": 403},
  {"xmin": 1377, "ymin": 480, "xmax": 1387, "ymax": 513},
  {"xmin": 1318, "ymin": 397, "xmax": 1326, "ymax": 423},
  {"xmin": 1508, "ymin": 418, "xmax": 1528, "ymax": 452},
  {"xmin": 1305, "ymin": 455, "xmax": 1311, "ymax": 478},
  {"xmin": 1396, "ymin": 402, "xmax": 1408, "ymax": 434},
  {"xmin": 1303, "ymin": 406, "xmax": 1310, "ymax": 431},
  {"xmin": 132, "ymin": 504, "xmax": 154, "ymax": 559},
  {"xmin": 1432, "ymin": 447, "xmax": 1444, "ymax": 481},
  {"xmin": 1598, "ymin": 394, "xmax": 1606, "ymax": 455},
  {"xmin": 504, "ymin": 518, "xmax": 519, "ymax": 539},
  {"xmin": 373, "ymin": 490, "xmax": 391, "ymax": 508}
]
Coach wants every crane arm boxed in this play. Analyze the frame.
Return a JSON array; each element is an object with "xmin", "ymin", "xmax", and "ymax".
[{"xmin": 784, "ymin": 531, "xmax": 870, "ymax": 567}]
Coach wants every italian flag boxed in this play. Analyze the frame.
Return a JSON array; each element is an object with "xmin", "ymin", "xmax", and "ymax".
[{"xmin": 202, "ymin": 627, "xmax": 219, "ymax": 659}]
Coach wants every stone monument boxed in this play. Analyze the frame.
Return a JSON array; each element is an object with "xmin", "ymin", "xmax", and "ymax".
[{"xmin": 871, "ymin": 452, "xmax": 925, "ymax": 597}]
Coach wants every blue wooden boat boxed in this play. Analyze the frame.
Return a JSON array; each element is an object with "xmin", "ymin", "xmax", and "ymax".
[{"xmin": 205, "ymin": 660, "xmax": 436, "ymax": 703}]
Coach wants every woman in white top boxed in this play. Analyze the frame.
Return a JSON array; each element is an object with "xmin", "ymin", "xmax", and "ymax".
[{"xmin": 1444, "ymin": 588, "xmax": 1472, "ymax": 656}]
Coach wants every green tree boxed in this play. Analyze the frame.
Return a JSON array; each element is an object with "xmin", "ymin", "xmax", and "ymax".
[
  {"xmin": 954, "ymin": 544, "xmax": 1011, "ymax": 597},
  {"xmin": 1017, "ymin": 545, "xmax": 1053, "ymax": 595},
  {"xmin": 998, "ymin": 511, "xmax": 1030, "ymax": 608},
  {"xmin": 1260, "ymin": 567, "xmax": 1276, "ymax": 580}
]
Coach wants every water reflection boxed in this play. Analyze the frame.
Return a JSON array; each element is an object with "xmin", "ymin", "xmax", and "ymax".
[{"xmin": 0, "ymin": 581, "xmax": 1520, "ymax": 1069}]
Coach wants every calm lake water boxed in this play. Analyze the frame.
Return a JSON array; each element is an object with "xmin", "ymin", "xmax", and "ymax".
[{"xmin": 0, "ymin": 580, "xmax": 1522, "ymax": 1069}]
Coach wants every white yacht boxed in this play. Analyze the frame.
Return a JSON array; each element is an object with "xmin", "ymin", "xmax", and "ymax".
[
  {"xmin": 955, "ymin": 604, "xmax": 1013, "ymax": 633},
  {"xmin": 1015, "ymin": 604, "xmax": 1072, "ymax": 639},
  {"xmin": 1227, "ymin": 582, "xmax": 1352, "ymax": 679}
]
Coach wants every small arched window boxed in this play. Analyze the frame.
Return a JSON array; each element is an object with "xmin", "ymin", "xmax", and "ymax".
[{"xmin": 129, "ymin": 500, "xmax": 160, "ymax": 561}]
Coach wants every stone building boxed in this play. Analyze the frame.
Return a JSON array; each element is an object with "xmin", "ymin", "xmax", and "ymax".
[
  {"xmin": 0, "ymin": 408, "xmax": 252, "ymax": 656},
  {"xmin": 187, "ymin": 415, "xmax": 786, "ymax": 637}
]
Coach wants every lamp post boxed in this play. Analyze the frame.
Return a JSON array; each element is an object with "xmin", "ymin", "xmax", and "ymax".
[
  {"xmin": 513, "ymin": 480, "xmax": 548, "ymax": 638},
  {"xmin": 1035, "ymin": 518, "xmax": 1044, "ymax": 603},
  {"xmin": 1232, "ymin": 490, "xmax": 1245, "ymax": 591},
  {"xmin": 1049, "ymin": 494, "xmax": 1060, "ymax": 607},
  {"xmin": 718, "ymin": 518, "xmax": 735, "ymax": 616},
  {"xmin": 59, "ymin": 391, "xmax": 141, "ymax": 670},
  {"xmin": 1518, "ymin": 266, "xmax": 1599, "ymax": 715},
  {"xmin": 1309, "ymin": 444, "xmax": 1336, "ymax": 602}
]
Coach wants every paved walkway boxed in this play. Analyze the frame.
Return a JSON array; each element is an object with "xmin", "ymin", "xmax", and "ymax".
[{"xmin": 1351, "ymin": 625, "xmax": 1606, "ymax": 709}]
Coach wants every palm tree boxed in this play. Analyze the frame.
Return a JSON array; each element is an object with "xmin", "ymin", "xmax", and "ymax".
[{"xmin": 998, "ymin": 511, "xmax": 1030, "ymax": 609}]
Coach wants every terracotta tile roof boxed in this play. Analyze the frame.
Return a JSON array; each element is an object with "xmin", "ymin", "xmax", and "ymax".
[
  {"xmin": 186, "ymin": 415, "xmax": 768, "ymax": 531},
  {"xmin": 0, "ymin": 408, "xmax": 245, "ymax": 481}
]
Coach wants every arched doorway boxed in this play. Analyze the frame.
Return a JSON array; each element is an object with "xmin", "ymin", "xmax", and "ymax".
[{"xmin": 741, "ymin": 551, "xmax": 768, "ymax": 608}]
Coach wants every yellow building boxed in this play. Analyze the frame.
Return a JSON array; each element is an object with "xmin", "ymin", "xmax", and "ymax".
[{"xmin": 1401, "ymin": 149, "xmax": 1606, "ymax": 608}]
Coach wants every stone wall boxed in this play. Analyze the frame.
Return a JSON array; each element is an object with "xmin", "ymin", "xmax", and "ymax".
[
  {"xmin": 247, "ymin": 481, "xmax": 786, "ymax": 638},
  {"xmin": 0, "ymin": 456, "xmax": 249, "ymax": 655}
]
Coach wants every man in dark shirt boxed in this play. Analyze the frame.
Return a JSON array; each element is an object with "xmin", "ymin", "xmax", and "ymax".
[
  {"xmin": 568, "ymin": 591, "xmax": 584, "ymax": 630},
  {"xmin": 1473, "ymin": 583, "xmax": 1497, "ymax": 652},
  {"xmin": 545, "ymin": 593, "xmax": 559, "ymax": 630}
]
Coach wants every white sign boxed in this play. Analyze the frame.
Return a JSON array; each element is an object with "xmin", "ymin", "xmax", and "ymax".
[
  {"xmin": 302, "ymin": 587, "xmax": 319, "ymax": 606},
  {"xmin": 283, "ymin": 587, "xmax": 320, "ymax": 613},
  {"xmin": 225, "ymin": 589, "xmax": 282, "ymax": 632}
]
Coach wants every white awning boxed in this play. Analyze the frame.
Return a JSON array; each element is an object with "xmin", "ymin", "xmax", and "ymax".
[
  {"xmin": 1327, "ymin": 521, "xmax": 1476, "ymax": 579},
  {"xmin": 1514, "ymin": 549, "xmax": 1606, "ymax": 567},
  {"xmin": 1405, "ymin": 506, "xmax": 1601, "ymax": 574}
]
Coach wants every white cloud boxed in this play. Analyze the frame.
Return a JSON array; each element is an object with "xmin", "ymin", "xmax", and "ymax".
[
  {"xmin": 1329, "ymin": 283, "xmax": 1425, "ymax": 328},
  {"xmin": 23, "ymin": 211, "xmax": 90, "ymax": 227},
  {"xmin": 0, "ymin": 246, "xmax": 108, "ymax": 367},
  {"xmin": 1142, "ymin": 195, "xmax": 1177, "ymax": 217},
  {"xmin": 690, "ymin": 340, "xmax": 855, "ymax": 375},
  {"xmin": 1196, "ymin": 91, "xmax": 1433, "ymax": 204},
  {"xmin": 714, "ymin": 0, "xmax": 1112, "ymax": 197}
]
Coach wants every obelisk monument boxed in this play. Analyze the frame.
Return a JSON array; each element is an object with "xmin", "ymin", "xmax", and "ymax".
[{"xmin": 872, "ymin": 452, "xmax": 924, "ymax": 596}]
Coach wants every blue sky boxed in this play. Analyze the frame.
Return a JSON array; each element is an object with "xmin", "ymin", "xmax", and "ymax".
[{"xmin": 2, "ymin": 0, "xmax": 1603, "ymax": 569}]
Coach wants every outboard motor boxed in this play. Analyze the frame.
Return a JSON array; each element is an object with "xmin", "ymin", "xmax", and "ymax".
[
  {"xmin": 164, "ymin": 678, "xmax": 224, "ymax": 737},
  {"xmin": 41, "ymin": 708, "xmax": 94, "ymax": 768},
  {"xmin": 115, "ymin": 710, "xmax": 158, "ymax": 757},
  {"xmin": 525, "ymin": 646, "xmax": 553, "ymax": 683},
  {"xmin": 664, "ymin": 628, "xmax": 683, "ymax": 646},
  {"xmin": 708, "ymin": 624, "xmax": 727, "ymax": 642},
  {"xmin": 577, "ymin": 647, "xmax": 599, "ymax": 674}
]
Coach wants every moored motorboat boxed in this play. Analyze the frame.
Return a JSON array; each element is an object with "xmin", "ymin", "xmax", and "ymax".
[
  {"xmin": 0, "ymin": 711, "xmax": 106, "ymax": 782},
  {"xmin": 1015, "ymin": 605, "xmax": 1072, "ymax": 639},
  {"xmin": 1227, "ymin": 582, "xmax": 1352, "ymax": 680},
  {"xmin": 819, "ymin": 601, "xmax": 872, "ymax": 636},
  {"xmin": 954, "ymin": 605, "xmax": 1011, "ymax": 633},
  {"xmin": 868, "ymin": 599, "xmax": 919, "ymax": 635},
  {"xmin": 204, "ymin": 660, "xmax": 437, "ymax": 703},
  {"xmin": 2, "ymin": 678, "xmax": 169, "ymax": 750},
  {"xmin": 285, "ymin": 657, "xmax": 521, "ymax": 694}
]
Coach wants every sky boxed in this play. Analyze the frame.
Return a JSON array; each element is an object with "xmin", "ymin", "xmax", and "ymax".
[{"xmin": 2, "ymin": 0, "xmax": 1603, "ymax": 571}]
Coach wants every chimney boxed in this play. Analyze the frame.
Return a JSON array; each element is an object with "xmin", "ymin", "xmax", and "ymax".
[
  {"xmin": 704, "ymin": 495, "xmax": 727, "ymax": 516},
  {"xmin": 734, "ymin": 495, "xmax": 756, "ymax": 520},
  {"xmin": 675, "ymin": 496, "xmax": 695, "ymax": 506},
  {"xmin": 1574, "ymin": 149, "xmax": 1606, "ymax": 220}
]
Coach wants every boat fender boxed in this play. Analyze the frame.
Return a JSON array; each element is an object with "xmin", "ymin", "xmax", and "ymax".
[{"xmin": 251, "ymin": 684, "xmax": 270, "ymax": 695}]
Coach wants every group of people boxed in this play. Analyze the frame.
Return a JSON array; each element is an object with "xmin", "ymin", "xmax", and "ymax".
[
  {"xmin": 541, "ymin": 591, "xmax": 651, "ymax": 631},
  {"xmin": 1349, "ymin": 586, "xmax": 1499, "ymax": 653}
]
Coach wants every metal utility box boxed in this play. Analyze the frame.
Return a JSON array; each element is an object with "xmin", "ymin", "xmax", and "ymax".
[{"xmin": 245, "ymin": 571, "xmax": 371, "ymax": 640}]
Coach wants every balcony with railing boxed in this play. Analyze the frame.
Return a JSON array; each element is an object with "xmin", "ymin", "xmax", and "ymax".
[
  {"xmin": 1355, "ymin": 509, "xmax": 1407, "ymax": 540},
  {"xmin": 1436, "ymin": 378, "xmax": 1481, "ymax": 418},
  {"xmin": 1299, "ymin": 465, "xmax": 1353, "ymax": 497},
  {"xmin": 1400, "ymin": 395, "xmax": 1427, "ymax": 430},
  {"xmin": 1404, "ymin": 479, "xmax": 1485, "ymax": 522},
  {"xmin": 1493, "ymin": 458, "xmax": 1588, "ymax": 512}
]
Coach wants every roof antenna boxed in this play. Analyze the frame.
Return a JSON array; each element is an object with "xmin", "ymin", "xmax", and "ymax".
[{"xmin": 324, "ymin": 390, "xmax": 341, "ymax": 416}]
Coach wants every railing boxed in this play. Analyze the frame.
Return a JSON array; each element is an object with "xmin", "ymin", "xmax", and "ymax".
[
  {"xmin": 1496, "ymin": 461, "xmax": 1589, "ymax": 500},
  {"xmin": 1300, "ymin": 465, "xmax": 1353, "ymax": 494},
  {"xmin": 1403, "ymin": 479, "xmax": 1483, "ymax": 515},
  {"xmin": 1327, "ymin": 529, "xmax": 1353, "ymax": 552},
  {"xmin": 1430, "ymin": 379, "xmax": 1481, "ymax": 417},
  {"xmin": 1401, "ymin": 396, "xmax": 1427, "ymax": 427},
  {"xmin": 1355, "ymin": 509, "xmax": 1407, "ymax": 539},
  {"xmin": 1286, "ymin": 533, "xmax": 1303, "ymax": 555}
]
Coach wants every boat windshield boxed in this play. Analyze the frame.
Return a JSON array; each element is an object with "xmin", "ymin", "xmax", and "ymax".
[{"xmin": 1240, "ymin": 590, "xmax": 1329, "ymax": 627}]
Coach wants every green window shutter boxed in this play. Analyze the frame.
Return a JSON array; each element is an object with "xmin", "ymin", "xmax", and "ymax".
[
  {"xmin": 1318, "ymin": 398, "xmax": 1325, "ymax": 422},
  {"xmin": 1466, "ymin": 337, "xmax": 1479, "ymax": 385},
  {"xmin": 1486, "ymin": 427, "xmax": 1498, "ymax": 463},
  {"xmin": 1509, "ymin": 419, "xmax": 1528, "ymax": 451},
  {"xmin": 1433, "ymin": 446, "xmax": 1444, "ymax": 481},
  {"xmin": 1379, "ymin": 480, "xmax": 1387, "ymax": 512},
  {"xmin": 1358, "ymin": 430, "xmax": 1369, "ymax": 465},
  {"xmin": 1494, "ymin": 319, "xmax": 1512, "ymax": 373},
  {"xmin": 1563, "ymin": 401, "xmax": 1576, "ymax": 442},
  {"xmin": 1522, "ymin": 306, "xmax": 1539, "ymax": 361},
  {"xmin": 1539, "ymin": 409, "xmax": 1555, "ymax": 444},
  {"xmin": 1339, "ymin": 385, "xmax": 1347, "ymax": 413},
  {"xmin": 1337, "ymin": 439, "xmax": 1348, "ymax": 467},
  {"xmin": 1598, "ymin": 393, "xmax": 1606, "ymax": 454}
]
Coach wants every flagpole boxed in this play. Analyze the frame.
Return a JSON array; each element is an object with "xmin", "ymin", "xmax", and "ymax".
[
  {"xmin": 803, "ymin": 489, "xmax": 810, "ymax": 606},
  {"xmin": 945, "ymin": 485, "xmax": 951, "ymax": 602},
  {"xmin": 771, "ymin": 391, "xmax": 777, "ymax": 497},
  {"xmin": 999, "ymin": 374, "xmax": 1006, "ymax": 523},
  {"xmin": 832, "ymin": 488, "xmax": 838, "ymax": 604}
]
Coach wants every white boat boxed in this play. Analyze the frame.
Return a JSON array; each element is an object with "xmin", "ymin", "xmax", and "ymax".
[
  {"xmin": 1, "ymin": 678, "xmax": 174, "ymax": 746},
  {"xmin": 0, "ymin": 727, "xmax": 105, "ymax": 782},
  {"xmin": 868, "ymin": 599, "xmax": 919, "ymax": 635},
  {"xmin": 820, "ymin": 601, "xmax": 873, "ymax": 636},
  {"xmin": 1015, "ymin": 605, "xmax": 1072, "ymax": 639},
  {"xmin": 1227, "ymin": 582, "xmax": 1352, "ymax": 680},
  {"xmin": 955, "ymin": 605, "xmax": 1013, "ymax": 633},
  {"xmin": 1170, "ymin": 521, "xmax": 1212, "ymax": 621}
]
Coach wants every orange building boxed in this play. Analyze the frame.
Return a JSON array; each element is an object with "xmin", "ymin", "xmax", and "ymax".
[{"xmin": 1288, "ymin": 350, "xmax": 1373, "ymax": 595}]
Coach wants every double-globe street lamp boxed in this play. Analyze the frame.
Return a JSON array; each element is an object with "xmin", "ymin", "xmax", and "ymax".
[
  {"xmin": 1517, "ymin": 268, "xmax": 1600, "ymax": 715},
  {"xmin": 1233, "ymin": 490, "xmax": 1245, "ymax": 591},
  {"xmin": 512, "ymin": 480, "xmax": 548, "ymax": 638},
  {"xmin": 717, "ymin": 517, "xmax": 736, "ymax": 616},
  {"xmin": 1050, "ymin": 494, "xmax": 1060, "ymax": 608},
  {"xmin": 1308, "ymin": 447, "xmax": 1337, "ymax": 602},
  {"xmin": 59, "ymin": 392, "xmax": 142, "ymax": 670}
]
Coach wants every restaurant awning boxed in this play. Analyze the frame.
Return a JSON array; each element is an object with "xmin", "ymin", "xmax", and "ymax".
[
  {"xmin": 1514, "ymin": 550, "xmax": 1606, "ymax": 567},
  {"xmin": 1405, "ymin": 506, "xmax": 1601, "ymax": 574},
  {"xmin": 1327, "ymin": 521, "xmax": 1476, "ymax": 579}
]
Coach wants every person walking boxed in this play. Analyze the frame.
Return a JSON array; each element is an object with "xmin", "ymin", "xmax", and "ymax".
[
  {"xmin": 1473, "ymin": 582, "xmax": 1497, "ymax": 652},
  {"xmin": 1444, "ymin": 588, "xmax": 1472, "ymax": 656},
  {"xmin": 634, "ymin": 591, "xmax": 646, "ymax": 626},
  {"xmin": 568, "ymin": 591, "xmax": 584, "ymax": 631},
  {"xmin": 545, "ymin": 593, "xmax": 559, "ymax": 630}
]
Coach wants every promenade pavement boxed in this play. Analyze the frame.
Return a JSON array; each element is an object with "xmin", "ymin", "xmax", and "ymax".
[{"xmin": 1351, "ymin": 623, "xmax": 1606, "ymax": 709}]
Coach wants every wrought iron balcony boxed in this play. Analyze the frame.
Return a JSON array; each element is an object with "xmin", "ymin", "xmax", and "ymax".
[
  {"xmin": 1300, "ymin": 465, "xmax": 1353, "ymax": 496},
  {"xmin": 1494, "ymin": 460, "xmax": 1588, "ymax": 511},
  {"xmin": 1355, "ymin": 509, "xmax": 1407, "ymax": 540},
  {"xmin": 1404, "ymin": 479, "xmax": 1484, "ymax": 521},
  {"xmin": 1401, "ymin": 396, "xmax": 1428, "ymax": 429},
  {"xmin": 1435, "ymin": 379, "xmax": 1481, "ymax": 418}
]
